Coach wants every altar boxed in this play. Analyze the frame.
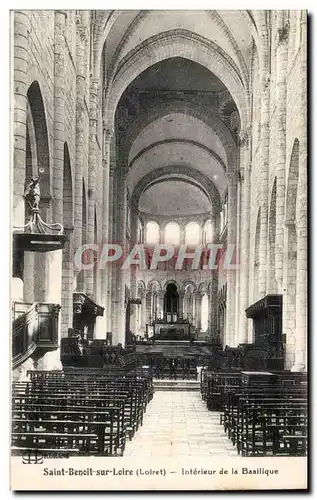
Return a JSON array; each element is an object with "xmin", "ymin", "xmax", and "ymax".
[{"xmin": 153, "ymin": 320, "xmax": 192, "ymax": 340}]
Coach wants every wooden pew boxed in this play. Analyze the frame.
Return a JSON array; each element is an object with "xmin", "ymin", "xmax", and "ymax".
[
  {"xmin": 201, "ymin": 370, "xmax": 307, "ymax": 457},
  {"xmin": 12, "ymin": 368, "xmax": 154, "ymax": 457},
  {"xmin": 237, "ymin": 400, "xmax": 307, "ymax": 456},
  {"xmin": 14, "ymin": 381, "xmax": 141, "ymax": 439},
  {"xmin": 12, "ymin": 403, "xmax": 124, "ymax": 456},
  {"xmin": 203, "ymin": 371, "xmax": 242, "ymax": 411}
]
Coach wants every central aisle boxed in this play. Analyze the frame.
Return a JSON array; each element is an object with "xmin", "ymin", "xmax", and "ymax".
[{"xmin": 124, "ymin": 391, "xmax": 237, "ymax": 457}]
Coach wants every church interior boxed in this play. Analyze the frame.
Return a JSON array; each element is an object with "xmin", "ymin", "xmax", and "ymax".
[{"xmin": 11, "ymin": 10, "xmax": 307, "ymax": 459}]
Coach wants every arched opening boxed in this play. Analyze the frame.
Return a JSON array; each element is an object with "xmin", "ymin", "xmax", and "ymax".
[
  {"xmin": 63, "ymin": 144, "xmax": 73, "ymax": 231},
  {"xmin": 146, "ymin": 220, "xmax": 160, "ymax": 244},
  {"xmin": 164, "ymin": 283, "xmax": 179, "ymax": 322},
  {"xmin": 77, "ymin": 179, "xmax": 87, "ymax": 292},
  {"xmin": 165, "ymin": 222, "xmax": 180, "ymax": 245},
  {"xmin": 284, "ymin": 139, "xmax": 299, "ymax": 368},
  {"xmin": 183, "ymin": 282, "xmax": 195, "ymax": 323},
  {"xmin": 61, "ymin": 143, "xmax": 74, "ymax": 336},
  {"xmin": 185, "ymin": 221, "xmax": 200, "ymax": 246},
  {"xmin": 20, "ymin": 82, "xmax": 50, "ymax": 304},
  {"xmin": 26, "ymin": 81, "xmax": 50, "ymax": 199},
  {"xmin": 201, "ymin": 293, "xmax": 209, "ymax": 332}
]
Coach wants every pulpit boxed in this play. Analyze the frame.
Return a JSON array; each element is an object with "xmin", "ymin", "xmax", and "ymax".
[
  {"xmin": 244, "ymin": 294, "xmax": 284, "ymax": 370},
  {"xmin": 73, "ymin": 293, "xmax": 104, "ymax": 340}
]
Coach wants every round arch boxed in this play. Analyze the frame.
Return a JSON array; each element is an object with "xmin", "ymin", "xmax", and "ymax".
[
  {"xmin": 121, "ymin": 100, "xmax": 236, "ymax": 168},
  {"xmin": 148, "ymin": 279, "xmax": 162, "ymax": 293},
  {"xmin": 185, "ymin": 221, "xmax": 201, "ymax": 246},
  {"xmin": 164, "ymin": 222, "xmax": 181, "ymax": 245},
  {"xmin": 131, "ymin": 165, "xmax": 221, "ymax": 214},
  {"xmin": 181, "ymin": 280, "xmax": 197, "ymax": 294},
  {"xmin": 26, "ymin": 81, "xmax": 50, "ymax": 198},
  {"xmin": 105, "ymin": 30, "xmax": 249, "ymax": 133},
  {"xmin": 283, "ymin": 139, "xmax": 300, "ymax": 367},
  {"xmin": 93, "ymin": 10, "xmax": 264, "ymax": 82},
  {"xmin": 145, "ymin": 220, "xmax": 160, "ymax": 244},
  {"xmin": 198, "ymin": 282, "xmax": 209, "ymax": 294},
  {"xmin": 163, "ymin": 279, "xmax": 180, "ymax": 293},
  {"xmin": 129, "ymin": 139, "xmax": 227, "ymax": 173},
  {"xmin": 285, "ymin": 139, "xmax": 300, "ymax": 225}
]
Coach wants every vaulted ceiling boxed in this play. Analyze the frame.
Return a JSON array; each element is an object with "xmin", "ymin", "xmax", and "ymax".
[{"xmin": 97, "ymin": 10, "xmax": 257, "ymax": 218}]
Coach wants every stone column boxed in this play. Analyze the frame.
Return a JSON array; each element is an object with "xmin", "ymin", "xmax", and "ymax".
[
  {"xmin": 152, "ymin": 293, "xmax": 157, "ymax": 321},
  {"xmin": 194, "ymin": 292, "xmax": 202, "ymax": 331},
  {"xmin": 234, "ymin": 171, "xmax": 242, "ymax": 337},
  {"xmin": 86, "ymin": 78, "xmax": 99, "ymax": 296},
  {"xmin": 38, "ymin": 249, "xmax": 63, "ymax": 370},
  {"xmin": 52, "ymin": 10, "xmax": 67, "ymax": 224},
  {"xmin": 180, "ymin": 224, "xmax": 186, "ymax": 245},
  {"xmin": 211, "ymin": 214, "xmax": 217, "ymax": 242},
  {"xmin": 129, "ymin": 208, "xmax": 138, "ymax": 333},
  {"xmin": 188, "ymin": 294, "xmax": 194, "ymax": 324},
  {"xmin": 238, "ymin": 130, "xmax": 252, "ymax": 343},
  {"xmin": 157, "ymin": 291, "xmax": 164, "ymax": 320},
  {"xmin": 61, "ymin": 228, "xmax": 74, "ymax": 337},
  {"xmin": 74, "ymin": 14, "xmax": 88, "ymax": 289},
  {"xmin": 46, "ymin": 10, "xmax": 67, "ymax": 349},
  {"xmin": 112, "ymin": 167, "xmax": 127, "ymax": 345},
  {"xmin": 275, "ymin": 13, "xmax": 289, "ymax": 292},
  {"xmin": 225, "ymin": 170, "xmax": 238, "ymax": 346},
  {"xmin": 13, "ymin": 11, "xmax": 30, "ymax": 227},
  {"xmin": 182, "ymin": 294, "xmax": 188, "ymax": 320},
  {"xmin": 293, "ymin": 14, "xmax": 307, "ymax": 371},
  {"xmin": 220, "ymin": 209, "xmax": 224, "ymax": 234},
  {"xmin": 178, "ymin": 292, "xmax": 184, "ymax": 320},
  {"xmin": 140, "ymin": 292, "xmax": 146, "ymax": 333},
  {"xmin": 106, "ymin": 167, "xmax": 115, "ymax": 334},
  {"xmin": 96, "ymin": 128, "xmax": 112, "ymax": 338},
  {"xmin": 258, "ymin": 73, "xmax": 271, "ymax": 298},
  {"xmin": 209, "ymin": 273, "xmax": 218, "ymax": 334}
]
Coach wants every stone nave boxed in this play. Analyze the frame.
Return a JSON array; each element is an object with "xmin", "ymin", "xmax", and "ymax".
[{"xmin": 11, "ymin": 10, "xmax": 307, "ymax": 463}]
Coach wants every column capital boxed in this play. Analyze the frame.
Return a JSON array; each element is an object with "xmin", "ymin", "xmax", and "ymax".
[
  {"xmin": 90, "ymin": 77, "xmax": 100, "ymax": 95},
  {"xmin": 109, "ymin": 164, "xmax": 116, "ymax": 176},
  {"xmin": 239, "ymin": 126, "xmax": 251, "ymax": 148},
  {"xmin": 238, "ymin": 168, "xmax": 245, "ymax": 182},
  {"xmin": 277, "ymin": 20, "xmax": 290, "ymax": 45},
  {"xmin": 103, "ymin": 127, "xmax": 114, "ymax": 143},
  {"xmin": 225, "ymin": 170, "xmax": 238, "ymax": 185},
  {"xmin": 261, "ymin": 73, "xmax": 271, "ymax": 90},
  {"xmin": 76, "ymin": 20, "xmax": 88, "ymax": 41},
  {"xmin": 55, "ymin": 10, "xmax": 68, "ymax": 19}
]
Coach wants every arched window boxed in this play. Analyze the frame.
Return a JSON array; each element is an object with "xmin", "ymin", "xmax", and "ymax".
[
  {"xmin": 201, "ymin": 294, "xmax": 209, "ymax": 332},
  {"xmin": 146, "ymin": 221, "xmax": 160, "ymax": 244},
  {"xmin": 165, "ymin": 222, "xmax": 180, "ymax": 245},
  {"xmin": 204, "ymin": 219, "xmax": 213, "ymax": 244},
  {"xmin": 185, "ymin": 222, "xmax": 200, "ymax": 245}
]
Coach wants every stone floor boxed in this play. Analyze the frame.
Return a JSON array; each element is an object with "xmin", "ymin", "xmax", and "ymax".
[{"xmin": 124, "ymin": 391, "xmax": 238, "ymax": 457}]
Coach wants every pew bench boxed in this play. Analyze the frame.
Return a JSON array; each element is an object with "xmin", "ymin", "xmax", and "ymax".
[
  {"xmin": 12, "ymin": 399, "xmax": 126, "ymax": 456},
  {"xmin": 237, "ymin": 405, "xmax": 308, "ymax": 457}
]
